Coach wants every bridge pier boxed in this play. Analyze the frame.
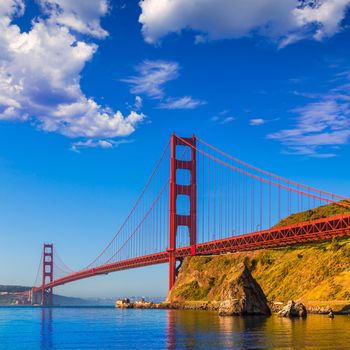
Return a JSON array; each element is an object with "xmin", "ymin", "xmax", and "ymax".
[
  {"xmin": 30, "ymin": 289, "xmax": 42, "ymax": 305},
  {"xmin": 169, "ymin": 134, "xmax": 197, "ymax": 290}
]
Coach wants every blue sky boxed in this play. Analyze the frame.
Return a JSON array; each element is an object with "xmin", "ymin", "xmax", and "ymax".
[{"xmin": 1, "ymin": 0, "xmax": 350, "ymax": 298}]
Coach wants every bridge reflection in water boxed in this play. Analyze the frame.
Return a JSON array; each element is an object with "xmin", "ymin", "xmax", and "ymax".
[{"xmin": 40, "ymin": 308, "xmax": 53, "ymax": 349}]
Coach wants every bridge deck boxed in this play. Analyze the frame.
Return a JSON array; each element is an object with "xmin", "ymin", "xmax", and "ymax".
[{"xmin": 33, "ymin": 212, "xmax": 350, "ymax": 292}]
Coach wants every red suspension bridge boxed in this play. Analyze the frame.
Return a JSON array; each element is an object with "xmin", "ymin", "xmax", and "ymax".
[{"xmin": 31, "ymin": 134, "xmax": 350, "ymax": 305}]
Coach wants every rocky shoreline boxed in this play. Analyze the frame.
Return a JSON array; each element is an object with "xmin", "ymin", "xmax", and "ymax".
[{"xmin": 115, "ymin": 298, "xmax": 350, "ymax": 316}]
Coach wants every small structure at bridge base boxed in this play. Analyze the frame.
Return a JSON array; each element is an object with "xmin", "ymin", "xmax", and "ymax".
[{"xmin": 30, "ymin": 289, "xmax": 42, "ymax": 305}]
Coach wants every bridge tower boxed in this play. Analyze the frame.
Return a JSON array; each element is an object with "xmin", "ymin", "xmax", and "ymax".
[
  {"xmin": 168, "ymin": 134, "xmax": 197, "ymax": 290},
  {"xmin": 42, "ymin": 243, "xmax": 54, "ymax": 306}
]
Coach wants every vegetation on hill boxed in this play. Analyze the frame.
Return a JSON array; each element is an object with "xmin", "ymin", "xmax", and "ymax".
[{"xmin": 275, "ymin": 199, "xmax": 350, "ymax": 228}]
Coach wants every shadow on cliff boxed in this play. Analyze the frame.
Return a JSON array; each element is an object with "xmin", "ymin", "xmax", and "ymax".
[{"xmin": 339, "ymin": 304, "xmax": 350, "ymax": 314}]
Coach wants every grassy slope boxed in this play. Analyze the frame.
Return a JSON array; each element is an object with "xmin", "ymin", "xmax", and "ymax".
[
  {"xmin": 251, "ymin": 238, "xmax": 350, "ymax": 301},
  {"xmin": 170, "ymin": 201, "xmax": 350, "ymax": 305},
  {"xmin": 275, "ymin": 199, "xmax": 350, "ymax": 228}
]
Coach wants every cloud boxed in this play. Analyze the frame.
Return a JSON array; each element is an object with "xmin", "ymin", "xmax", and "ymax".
[
  {"xmin": 0, "ymin": 0, "xmax": 144, "ymax": 145},
  {"xmin": 158, "ymin": 96, "xmax": 205, "ymax": 109},
  {"xmin": 123, "ymin": 60, "xmax": 204, "ymax": 109},
  {"xmin": 71, "ymin": 138, "xmax": 133, "ymax": 153},
  {"xmin": 211, "ymin": 110, "xmax": 236, "ymax": 124},
  {"xmin": 123, "ymin": 60, "xmax": 179, "ymax": 99},
  {"xmin": 293, "ymin": 0, "xmax": 350, "ymax": 40},
  {"xmin": 268, "ymin": 87, "xmax": 350, "ymax": 157},
  {"xmin": 139, "ymin": 0, "xmax": 350, "ymax": 46},
  {"xmin": 249, "ymin": 117, "xmax": 278, "ymax": 126},
  {"xmin": 134, "ymin": 96, "xmax": 143, "ymax": 110},
  {"xmin": 0, "ymin": 0, "xmax": 24, "ymax": 17},
  {"xmin": 194, "ymin": 34, "xmax": 208, "ymax": 44},
  {"xmin": 38, "ymin": 0, "xmax": 110, "ymax": 38},
  {"xmin": 250, "ymin": 118, "xmax": 267, "ymax": 126},
  {"xmin": 221, "ymin": 116, "xmax": 235, "ymax": 124},
  {"xmin": 126, "ymin": 96, "xmax": 143, "ymax": 112}
]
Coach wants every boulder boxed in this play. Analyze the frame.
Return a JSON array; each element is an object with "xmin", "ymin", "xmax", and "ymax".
[
  {"xmin": 115, "ymin": 298, "xmax": 133, "ymax": 309},
  {"xmin": 218, "ymin": 263, "xmax": 271, "ymax": 316},
  {"xmin": 134, "ymin": 300, "xmax": 154, "ymax": 309},
  {"xmin": 278, "ymin": 300, "xmax": 307, "ymax": 318}
]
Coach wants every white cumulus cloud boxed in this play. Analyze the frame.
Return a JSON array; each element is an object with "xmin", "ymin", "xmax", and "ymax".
[
  {"xmin": 38, "ymin": 0, "xmax": 110, "ymax": 38},
  {"xmin": 139, "ymin": 0, "xmax": 350, "ymax": 46},
  {"xmin": 0, "ymin": 0, "xmax": 144, "ymax": 145}
]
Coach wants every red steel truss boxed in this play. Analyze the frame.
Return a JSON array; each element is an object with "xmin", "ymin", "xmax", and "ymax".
[{"xmin": 33, "ymin": 212, "xmax": 350, "ymax": 293}]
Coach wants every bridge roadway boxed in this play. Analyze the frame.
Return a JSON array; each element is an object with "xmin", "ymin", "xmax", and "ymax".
[{"xmin": 33, "ymin": 212, "xmax": 350, "ymax": 292}]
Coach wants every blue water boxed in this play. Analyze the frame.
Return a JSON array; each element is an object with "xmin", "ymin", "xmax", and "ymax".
[{"xmin": 1, "ymin": 307, "xmax": 350, "ymax": 349}]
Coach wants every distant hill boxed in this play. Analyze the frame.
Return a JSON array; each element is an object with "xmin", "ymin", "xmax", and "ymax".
[
  {"xmin": 0, "ymin": 285, "xmax": 97, "ymax": 306},
  {"xmin": 0, "ymin": 285, "xmax": 31, "ymax": 293}
]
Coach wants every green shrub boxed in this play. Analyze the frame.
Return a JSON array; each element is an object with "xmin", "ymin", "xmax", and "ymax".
[{"xmin": 177, "ymin": 280, "xmax": 211, "ymax": 301}]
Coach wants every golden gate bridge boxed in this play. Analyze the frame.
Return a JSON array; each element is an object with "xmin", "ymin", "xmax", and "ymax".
[{"xmin": 30, "ymin": 134, "xmax": 350, "ymax": 305}]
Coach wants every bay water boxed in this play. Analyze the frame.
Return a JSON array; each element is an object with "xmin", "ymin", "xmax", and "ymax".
[{"xmin": 1, "ymin": 306, "xmax": 350, "ymax": 349}]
